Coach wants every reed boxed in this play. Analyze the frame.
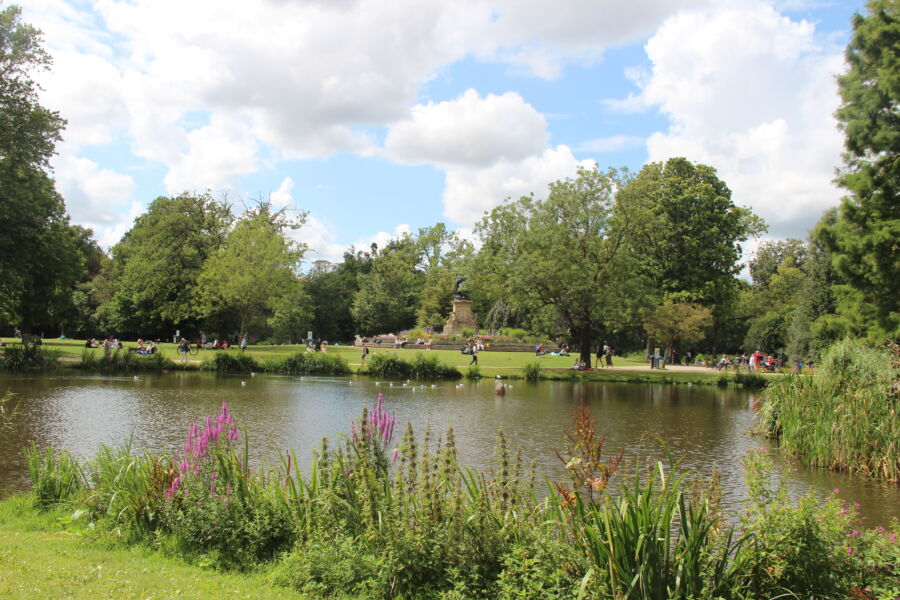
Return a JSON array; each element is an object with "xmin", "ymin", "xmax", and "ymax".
[
  {"xmin": 25, "ymin": 443, "xmax": 85, "ymax": 507},
  {"xmin": 265, "ymin": 351, "xmax": 350, "ymax": 375},
  {"xmin": 759, "ymin": 339, "xmax": 898, "ymax": 482},
  {"xmin": 522, "ymin": 360, "xmax": 542, "ymax": 381},
  {"xmin": 363, "ymin": 352, "xmax": 461, "ymax": 380},
  {"xmin": 0, "ymin": 344, "xmax": 59, "ymax": 371}
]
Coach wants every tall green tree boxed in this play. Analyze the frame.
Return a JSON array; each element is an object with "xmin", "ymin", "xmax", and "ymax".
[
  {"xmin": 97, "ymin": 193, "xmax": 232, "ymax": 337},
  {"xmin": 307, "ymin": 249, "xmax": 373, "ymax": 342},
  {"xmin": 196, "ymin": 203, "xmax": 307, "ymax": 339},
  {"xmin": 0, "ymin": 6, "xmax": 83, "ymax": 336},
  {"xmin": 618, "ymin": 157, "xmax": 765, "ymax": 350},
  {"xmin": 351, "ymin": 236, "xmax": 422, "ymax": 335},
  {"xmin": 474, "ymin": 166, "xmax": 646, "ymax": 364},
  {"xmin": 825, "ymin": 0, "xmax": 900, "ymax": 340}
]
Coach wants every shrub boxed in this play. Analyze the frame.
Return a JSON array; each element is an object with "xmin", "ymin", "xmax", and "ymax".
[
  {"xmin": 465, "ymin": 364, "xmax": 481, "ymax": 380},
  {"xmin": 267, "ymin": 352, "xmax": 350, "ymax": 375},
  {"xmin": 522, "ymin": 361, "xmax": 541, "ymax": 381},
  {"xmin": 0, "ymin": 344, "xmax": 59, "ymax": 371},
  {"xmin": 365, "ymin": 353, "xmax": 460, "ymax": 380},
  {"xmin": 207, "ymin": 351, "xmax": 260, "ymax": 373},
  {"xmin": 80, "ymin": 348, "xmax": 174, "ymax": 372}
]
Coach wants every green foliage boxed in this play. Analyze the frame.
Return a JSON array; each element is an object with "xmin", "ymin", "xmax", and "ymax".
[
  {"xmin": 197, "ymin": 203, "xmax": 307, "ymax": 338},
  {"xmin": 522, "ymin": 361, "xmax": 541, "ymax": 381},
  {"xmin": 265, "ymin": 352, "xmax": 350, "ymax": 375},
  {"xmin": 207, "ymin": 351, "xmax": 260, "ymax": 373},
  {"xmin": 0, "ymin": 343, "xmax": 59, "ymax": 371},
  {"xmin": 351, "ymin": 235, "xmax": 422, "ymax": 335},
  {"xmin": 826, "ymin": 0, "xmax": 900, "ymax": 341},
  {"xmin": 98, "ymin": 193, "xmax": 232, "ymax": 337},
  {"xmin": 79, "ymin": 348, "xmax": 174, "ymax": 373},
  {"xmin": 642, "ymin": 300, "xmax": 713, "ymax": 355},
  {"xmin": 25, "ymin": 443, "xmax": 84, "ymax": 508},
  {"xmin": 760, "ymin": 339, "xmax": 898, "ymax": 481},
  {"xmin": 474, "ymin": 166, "xmax": 643, "ymax": 364},
  {"xmin": 464, "ymin": 364, "xmax": 481, "ymax": 380},
  {"xmin": 306, "ymin": 250, "xmax": 372, "ymax": 342},
  {"xmin": 364, "ymin": 352, "xmax": 460, "ymax": 380},
  {"xmin": 18, "ymin": 399, "xmax": 900, "ymax": 598}
]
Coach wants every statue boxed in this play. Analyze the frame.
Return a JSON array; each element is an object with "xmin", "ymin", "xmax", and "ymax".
[
  {"xmin": 445, "ymin": 275, "xmax": 476, "ymax": 334},
  {"xmin": 453, "ymin": 275, "xmax": 469, "ymax": 300}
]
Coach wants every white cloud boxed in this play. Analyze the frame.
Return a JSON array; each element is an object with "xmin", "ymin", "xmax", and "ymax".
[
  {"xmin": 385, "ymin": 89, "xmax": 548, "ymax": 167},
  {"xmin": 53, "ymin": 151, "xmax": 137, "ymax": 247},
  {"xmin": 295, "ymin": 216, "xmax": 347, "ymax": 264},
  {"xmin": 625, "ymin": 0, "xmax": 844, "ymax": 237},
  {"xmin": 352, "ymin": 224, "xmax": 413, "ymax": 254},
  {"xmin": 442, "ymin": 145, "xmax": 595, "ymax": 225},
  {"xmin": 163, "ymin": 116, "xmax": 259, "ymax": 194},
  {"xmin": 270, "ymin": 177, "xmax": 295, "ymax": 208}
]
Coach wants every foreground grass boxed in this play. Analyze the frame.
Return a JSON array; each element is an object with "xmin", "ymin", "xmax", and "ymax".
[{"xmin": 0, "ymin": 495, "xmax": 305, "ymax": 600}]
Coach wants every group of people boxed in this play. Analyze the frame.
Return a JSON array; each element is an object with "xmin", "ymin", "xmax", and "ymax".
[{"xmin": 711, "ymin": 350, "xmax": 782, "ymax": 373}]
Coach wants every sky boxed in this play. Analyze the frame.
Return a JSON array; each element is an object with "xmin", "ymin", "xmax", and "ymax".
[{"xmin": 23, "ymin": 0, "xmax": 865, "ymax": 264}]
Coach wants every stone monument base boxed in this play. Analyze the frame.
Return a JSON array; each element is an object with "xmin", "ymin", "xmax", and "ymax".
[{"xmin": 444, "ymin": 299, "xmax": 477, "ymax": 335}]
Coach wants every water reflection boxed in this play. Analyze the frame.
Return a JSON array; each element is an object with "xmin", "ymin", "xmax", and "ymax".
[{"xmin": 0, "ymin": 373, "xmax": 896, "ymax": 525}]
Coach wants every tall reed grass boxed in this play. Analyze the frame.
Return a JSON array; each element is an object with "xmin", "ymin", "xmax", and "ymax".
[
  {"xmin": 759, "ymin": 339, "xmax": 898, "ymax": 482},
  {"xmin": 79, "ymin": 348, "xmax": 174, "ymax": 372},
  {"xmin": 364, "ymin": 352, "xmax": 461, "ymax": 380},
  {"xmin": 0, "ymin": 344, "xmax": 59, "ymax": 372}
]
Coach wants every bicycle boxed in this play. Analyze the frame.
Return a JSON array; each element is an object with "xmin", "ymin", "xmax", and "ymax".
[{"xmin": 189, "ymin": 346, "xmax": 199, "ymax": 356}]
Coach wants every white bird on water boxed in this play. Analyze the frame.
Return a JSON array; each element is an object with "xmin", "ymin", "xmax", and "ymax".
[
  {"xmin": 133, "ymin": 376, "xmax": 140, "ymax": 381},
  {"xmin": 241, "ymin": 381, "xmax": 247, "ymax": 386}
]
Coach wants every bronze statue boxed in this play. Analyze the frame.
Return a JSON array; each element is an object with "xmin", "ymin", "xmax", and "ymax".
[{"xmin": 453, "ymin": 275, "xmax": 469, "ymax": 300}]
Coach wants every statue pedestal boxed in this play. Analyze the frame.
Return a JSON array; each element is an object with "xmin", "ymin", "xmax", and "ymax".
[{"xmin": 444, "ymin": 299, "xmax": 476, "ymax": 335}]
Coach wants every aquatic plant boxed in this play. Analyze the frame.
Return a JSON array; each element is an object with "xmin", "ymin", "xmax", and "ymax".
[
  {"xmin": 759, "ymin": 339, "xmax": 898, "ymax": 482},
  {"xmin": 0, "ymin": 344, "xmax": 59, "ymax": 372}
]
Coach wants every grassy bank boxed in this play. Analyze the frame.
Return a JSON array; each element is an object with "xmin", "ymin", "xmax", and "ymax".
[
  {"xmin": 759, "ymin": 339, "xmax": 899, "ymax": 482},
  {"xmin": 0, "ymin": 495, "xmax": 304, "ymax": 599},
  {"xmin": 5, "ymin": 338, "xmax": 774, "ymax": 386},
  {"xmin": 13, "ymin": 398, "xmax": 899, "ymax": 599}
]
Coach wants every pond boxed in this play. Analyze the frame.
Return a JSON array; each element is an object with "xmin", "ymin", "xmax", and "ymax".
[{"xmin": 1, "ymin": 372, "xmax": 897, "ymax": 525}]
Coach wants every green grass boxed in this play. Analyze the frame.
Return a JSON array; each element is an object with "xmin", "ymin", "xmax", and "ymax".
[
  {"xmin": 19, "ymin": 338, "xmax": 775, "ymax": 386},
  {"xmin": 0, "ymin": 495, "xmax": 306, "ymax": 600}
]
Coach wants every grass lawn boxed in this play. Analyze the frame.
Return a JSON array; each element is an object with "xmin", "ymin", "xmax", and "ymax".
[
  {"xmin": 9, "ymin": 338, "xmax": 781, "ymax": 385},
  {"xmin": 0, "ymin": 495, "xmax": 305, "ymax": 600}
]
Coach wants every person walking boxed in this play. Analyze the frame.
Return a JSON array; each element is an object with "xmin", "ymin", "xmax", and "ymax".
[
  {"xmin": 596, "ymin": 344, "xmax": 604, "ymax": 369},
  {"xmin": 240, "ymin": 333, "xmax": 248, "ymax": 352},
  {"xmin": 360, "ymin": 341, "xmax": 369, "ymax": 364},
  {"xmin": 605, "ymin": 344, "xmax": 613, "ymax": 367},
  {"xmin": 469, "ymin": 343, "xmax": 478, "ymax": 366},
  {"xmin": 178, "ymin": 337, "xmax": 190, "ymax": 362}
]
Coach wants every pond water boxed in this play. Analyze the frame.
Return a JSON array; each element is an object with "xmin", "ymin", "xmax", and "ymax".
[{"xmin": 1, "ymin": 372, "xmax": 897, "ymax": 525}]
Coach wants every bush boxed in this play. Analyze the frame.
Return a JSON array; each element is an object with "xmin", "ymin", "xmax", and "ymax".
[
  {"xmin": 465, "ymin": 364, "xmax": 481, "ymax": 380},
  {"xmin": 0, "ymin": 344, "xmax": 59, "ymax": 371},
  {"xmin": 80, "ymin": 348, "xmax": 174, "ymax": 373},
  {"xmin": 365, "ymin": 353, "xmax": 460, "ymax": 380},
  {"xmin": 522, "ymin": 361, "xmax": 541, "ymax": 381},
  {"xmin": 267, "ymin": 352, "xmax": 350, "ymax": 375},
  {"xmin": 207, "ymin": 351, "xmax": 260, "ymax": 373}
]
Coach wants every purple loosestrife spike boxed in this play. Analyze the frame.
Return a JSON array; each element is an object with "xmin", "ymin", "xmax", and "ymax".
[{"xmin": 392, "ymin": 448, "xmax": 399, "ymax": 463}]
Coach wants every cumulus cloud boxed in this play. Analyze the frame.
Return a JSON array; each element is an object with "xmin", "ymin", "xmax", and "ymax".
[
  {"xmin": 442, "ymin": 145, "xmax": 595, "ymax": 225},
  {"xmin": 385, "ymin": 89, "xmax": 548, "ymax": 167},
  {"xmin": 296, "ymin": 216, "xmax": 347, "ymax": 264},
  {"xmin": 621, "ymin": 0, "xmax": 845, "ymax": 237},
  {"xmin": 53, "ymin": 151, "xmax": 137, "ymax": 247},
  {"xmin": 163, "ymin": 116, "xmax": 259, "ymax": 194}
]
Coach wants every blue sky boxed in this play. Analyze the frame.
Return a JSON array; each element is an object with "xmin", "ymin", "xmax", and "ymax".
[{"xmin": 25, "ymin": 0, "xmax": 865, "ymax": 262}]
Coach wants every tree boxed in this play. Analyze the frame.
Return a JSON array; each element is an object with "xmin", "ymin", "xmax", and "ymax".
[
  {"xmin": 0, "ymin": 6, "xmax": 65, "ymax": 171},
  {"xmin": 351, "ymin": 236, "xmax": 422, "ymax": 335},
  {"xmin": 474, "ymin": 166, "xmax": 646, "ymax": 365},
  {"xmin": 749, "ymin": 239, "xmax": 807, "ymax": 288},
  {"xmin": 307, "ymin": 249, "xmax": 373, "ymax": 342},
  {"xmin": 642, "ymin": 301, "xmax": 713, "ymax": 358},
  {"xmin": 0, "ymin": 6, "xmax": 83, "ymax": 336},
  {"xmin": 196, "ymin": 203, "xmax": 307, "ymax": 338},
  {"xmin": 618, "ymin": 157, "xmax": 765, "ymax": 351},
  {"xmin": 825, "ymin": 0, "xmax": 900, "ymax": 340},
  {"xmin": 97, "ymin": 193, "xmax": 232, "ymax": 337},
  {"xmin": 413, "ymin": 223, "xmax": 473, "ymax": 331}
]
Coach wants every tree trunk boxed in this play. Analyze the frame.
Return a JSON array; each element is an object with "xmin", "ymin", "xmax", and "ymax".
[{"xmin": 579, "ymin": 328, "xmax": 592, "ymax": 366}]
